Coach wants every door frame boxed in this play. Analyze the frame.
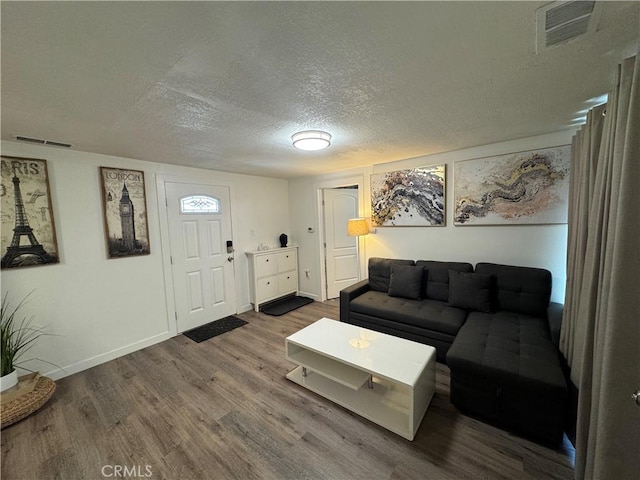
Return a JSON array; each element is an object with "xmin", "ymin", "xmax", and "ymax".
[
  {"xmin": 156, "ymin": 174, "xmax": 239, "ymax": 337},
  {"xmin": 314, "ymin": 174, "xmax": 367, "ymax": 302}
]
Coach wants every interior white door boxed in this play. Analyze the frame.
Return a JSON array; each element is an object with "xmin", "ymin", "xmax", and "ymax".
[
  {"xmin": 324, "ymin": 188, "xmax": 360, "ymax": 299},
  {"xmin": 165, "ymin": 182, "xmax": 236, "ymax": 333}
]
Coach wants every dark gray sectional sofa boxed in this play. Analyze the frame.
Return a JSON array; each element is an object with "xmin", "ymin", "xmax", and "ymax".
[
  {"xmin": 340, "ymin": 257, "xmax": 567, "ymax": 445},
  {"xmin": 340, "ymin": 258, "xmax": 474, "ymax": 362}
]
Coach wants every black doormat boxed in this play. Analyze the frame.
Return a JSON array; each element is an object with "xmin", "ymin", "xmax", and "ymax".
[
  {"xmin": 183, "ymin": 316, "xmax": 248, "ymax": 343},
  {"xmin": 261, "ymin": 296, "xmax": 314, "ymax": 316}
]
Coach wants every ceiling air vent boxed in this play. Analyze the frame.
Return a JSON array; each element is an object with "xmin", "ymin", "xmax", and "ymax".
[
  {"xmin": 13, "ymin": 135, "xmax": 73, "ymax": 148},
  {"xmin": 536, "ymin": 1, "xmax": 603, "ymax": 53}
]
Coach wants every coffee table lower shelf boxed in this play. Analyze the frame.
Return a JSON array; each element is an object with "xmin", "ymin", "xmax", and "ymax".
[{"xmin": 286, "ymin": 365, "xmax": 428, "ymax": 441}]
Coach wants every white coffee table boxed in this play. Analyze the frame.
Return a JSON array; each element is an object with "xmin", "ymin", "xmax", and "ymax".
[{"xmin": 285, "ymin": 317, "xmax": 436, "ymax": 440}]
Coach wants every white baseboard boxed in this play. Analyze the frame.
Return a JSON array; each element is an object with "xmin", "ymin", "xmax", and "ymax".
[
  {"xmin": 40, "ymin": 296, "xmax": 318, "ymax": 381},
  {"xmin": 299, "ymin": 291, "xmax": 319, "ymax": 300},
  {"xmin": 237, "ymin": 303, "xmax": 253, "ymax": 314},
  {"xmin": 43, "ymin": 331, "xmax": 173, "ymax": 381}
]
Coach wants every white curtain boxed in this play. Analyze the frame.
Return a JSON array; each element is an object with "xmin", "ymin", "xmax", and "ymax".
[
  {"xmin": 561, "ymin": 54, "xmax": 639, "ymax": 480},
  {"xmin": 561, "ymin": 103, "xmax": 606, "ymax": 384}
]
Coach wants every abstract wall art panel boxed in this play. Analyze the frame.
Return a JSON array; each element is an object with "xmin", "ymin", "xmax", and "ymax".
[
  {"xmin": 454, "ymin": 146, "xmax": 571, "ymax": 226},
  {"xmin": 371, "ymin": 165, "xmax": 445, "ymax": 227}
]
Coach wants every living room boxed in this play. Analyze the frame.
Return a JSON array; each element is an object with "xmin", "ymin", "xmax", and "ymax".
[{"xmin": 1, "ymin": 2, "xmax": 638, "ymax": 480}]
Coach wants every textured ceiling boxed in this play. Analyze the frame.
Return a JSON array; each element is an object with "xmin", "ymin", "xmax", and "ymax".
[{"xmin": 1, "ymin": 2, "xmax": 638, "ymax": 178}]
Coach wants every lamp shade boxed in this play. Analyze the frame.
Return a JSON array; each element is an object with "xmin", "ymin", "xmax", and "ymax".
[{"xmin": 347, "ymin": 218, "xmax": 369, "ymax": 237}]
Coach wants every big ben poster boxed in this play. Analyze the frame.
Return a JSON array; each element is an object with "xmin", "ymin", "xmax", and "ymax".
[{"xmin": 100, "ymin": 167, "xmax": 150, "ymax": 258}]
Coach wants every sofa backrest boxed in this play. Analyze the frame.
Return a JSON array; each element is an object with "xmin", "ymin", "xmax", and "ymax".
[
  {"xmin": 368, "ymin": 257, "xmax": 415, "ymax": 292},
  {"xmin": 415, "ymin": 260, "xmax": 473, "ymax": 301},
  {"xmin": 475, "ymin": 262, "xmax": 551, "ymax": 317}
]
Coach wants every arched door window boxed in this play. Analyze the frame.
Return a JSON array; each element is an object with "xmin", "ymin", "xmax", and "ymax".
[{"xmin": 179, "ymin": 195, "xmax": 220, "ymax": 214}]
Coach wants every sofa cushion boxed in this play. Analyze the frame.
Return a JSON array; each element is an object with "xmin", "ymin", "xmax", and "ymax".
[
  {"xmin": 350, "ymin": 290, "xmax": 467, "ymax": 337},
  {"xmin": 368, "ymin": 257, "xmax": 415, "ymax": 292},
  {"xmin": 446, "ymin": 311, "xmax": 566, "ymax": 394},
  {"xmin": 415, "ymin": 260, "xmax": 473, "ymax": 301},
  {"xmin": 448, "ymin": 270, "xmax": 493, "ymax": 313},
  {"xmin": 475, "ymin": 263, "xmax": 551, "ymax": 317},
  {"xmin": 388, "ymin": 264, "xmax": 423, "ymax": 300}
]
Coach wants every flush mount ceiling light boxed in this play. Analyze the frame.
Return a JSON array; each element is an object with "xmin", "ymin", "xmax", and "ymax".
[{"xmin": 291, "ymin": 130, "xmax": 331, "ymax": 151}]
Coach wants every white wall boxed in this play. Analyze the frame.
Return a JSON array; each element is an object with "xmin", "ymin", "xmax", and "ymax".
[
  {"xmin": 0, "ymin": 141, "xmax": 289, "ymax": 380},
  {"xmin": 290, "ymin": 130, "xmax": 575, "ymax": 304}
]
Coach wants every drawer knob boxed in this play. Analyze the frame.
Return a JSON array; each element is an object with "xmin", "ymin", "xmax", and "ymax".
[{"xmin": 266, "ymin": 259, "xmax": 269, "ymax": 262}]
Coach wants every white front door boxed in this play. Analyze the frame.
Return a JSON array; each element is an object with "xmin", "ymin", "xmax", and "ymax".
[
  {"xmin": 165, "ymin": 182, "xmax": 236, "ymax": 333},
  {"xmin": 324, "ymin": 188, "xmax": 360, "ymax": 299}
]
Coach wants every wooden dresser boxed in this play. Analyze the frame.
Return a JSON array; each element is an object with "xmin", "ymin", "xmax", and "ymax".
[{"xmin": 246, "ymin": 246, "xmax": 298, "ymax": 312}]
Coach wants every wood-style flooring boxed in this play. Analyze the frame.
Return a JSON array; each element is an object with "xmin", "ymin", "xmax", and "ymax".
[{"xmin": 1, "ymin": 300, "xmax": 575, "ymax": 479}]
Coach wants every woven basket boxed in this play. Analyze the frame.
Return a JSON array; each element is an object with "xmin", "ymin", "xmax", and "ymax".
[{"xmin": 1, "ymin": 373, "xmax": 56, "ymax": 429}]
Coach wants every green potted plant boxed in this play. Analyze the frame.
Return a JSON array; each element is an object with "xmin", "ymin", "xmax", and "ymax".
[{"xmin": 0, "ymin": 292, "xmax": 47, "ymax": 392}]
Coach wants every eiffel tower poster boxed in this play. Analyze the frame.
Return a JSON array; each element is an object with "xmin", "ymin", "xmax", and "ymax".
[{"xmin": 1, "ymin": 156, "xmax": 59, "ymax": 269}]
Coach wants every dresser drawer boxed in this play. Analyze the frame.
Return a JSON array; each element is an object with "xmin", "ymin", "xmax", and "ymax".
[
  {"xmin": 277, "ymin": 251, "xmax": 297, "ymax": 272},
  {"xmin": 256, "ymin": 276, "xmax": 279, "ymax": 302},
  {"xmin": 278, "ymin": 271, "xmax": 298, "ymax": 293},
  {"xmin": 255, "ymin": 254, "xmax": 278, "ymax": 277}
]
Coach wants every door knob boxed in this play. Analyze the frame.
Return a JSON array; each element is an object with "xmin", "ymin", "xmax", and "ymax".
[
  {"xmin": 228, "ymin": 256, "xmax": 234, "ymax": 262},
  {"xmin": 633, "ymin": 390, "xmax": 640, "ymax": 407}
]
